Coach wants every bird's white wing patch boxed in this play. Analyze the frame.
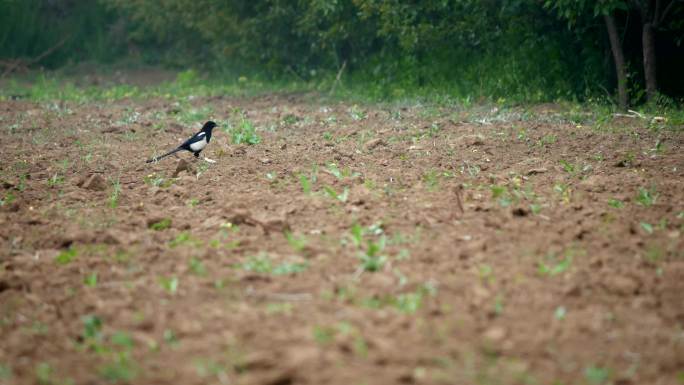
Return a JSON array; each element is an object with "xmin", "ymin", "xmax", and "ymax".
[
  {"xmin": 196, "ymin": 132, "xmax": 206, "ymax": 138},
  {"xmin": 189, "ymin": 138, "xmax": 207, "ymax": 151}
]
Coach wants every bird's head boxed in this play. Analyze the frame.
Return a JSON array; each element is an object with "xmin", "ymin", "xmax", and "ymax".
[{"xmin": 202, "ymin": 121, "xmax": 218, "ymax": 132}]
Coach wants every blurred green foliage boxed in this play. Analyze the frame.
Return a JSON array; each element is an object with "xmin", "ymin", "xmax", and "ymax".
[
  {"xmin": 1, "ymin": 0, "xmax": 682, "ymax": 104},
  {"xmin": 0, "ymin": 0, "xmax": 126, "ymax": 66}
]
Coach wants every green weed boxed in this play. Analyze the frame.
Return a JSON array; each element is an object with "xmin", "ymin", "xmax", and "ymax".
[
  {"xmin": 358, "ymin": 236, "xmax": 387, "ymax": 272},
  {"xmin": 640, "ymin": 222, "xmax": 654, "ymax": 234},
  {"xmin": 554, "ymin": 306, "xmax": 567, "ymax": 320},
  {"xmin": 585, "ymin": 366, "xmax": 611, "ymax": 385},
  {"xmin": 55, "ymin": 247, "xmax": 78, "ymax": 265},
  {"xmin": 237, "ymin": 254, "xmax": 307, "ymax": 275},
  {"xmin": 284, "ymin": 231, "xmax": 308, "ymax": 252},
  {"xmin": 636, "ymin": 187, "xmax": 658, "ymax": 207},
  {"xmin": 538, "ymin": 253, "xmax": 572, "ymax": 276},
  {"xmin": 0, "ymin": 192, "xmax": 16, "ymax": 206},
  {"xmin": 227, "ymin": 118, "xmax": 260, "ymax": 145},
  {"xmin": 108, "ymin": 179, "xmax": 121, "ymax": 208},
  {"xmin": 149, "ymin": 218, "xmax": 171, "ymax": 231},
  {"xmin": 553, "ymin": 183, "xmax": 572, "ymax": 203},
  {"xmin": 189, "ymin": 257, "xmax": 207, "ymax": 275},
  {"xmin": 299, "ymin": 174, "xmax": 312, "ymax": 194},
  {"xmin": 159, "ymin": 276, "xmax": 179, "ymax": 294},
  {"xmin": 537, "ymin": 134, "xmax": 557, "ymax": 147},
  {"xmin": 323, "ymin": 185, "xmax": 349, "ymax": 203},
  {"xmin": 607, "ymin": 198, "xmax": 624, "ymax": 208},
  {"xmin": 35, "ymin": 362, "xmax": 53, "ymax": 385},
  {"xmin": 0, "ymin": 364, "xmax": 12, "ymax": 380},
  {"xmin": 143, "ymin": 173, "xmax": 173, "ymax": 188},
  {"xmin": 47, "ymin": 173, "xmax": 64, "ymax": 187},
  {"xmin": 559, "ymin": 159, "xmax": 576, "ymax": 173},
  {"xmin": 84, "ymin": 272, "xmax": 98, "ymax": 287},
  {"xmin": 169, "ymin": 231, "xmax": 202, "ymax": 248}
]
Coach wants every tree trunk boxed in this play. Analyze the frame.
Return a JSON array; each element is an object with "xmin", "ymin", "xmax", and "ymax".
[
  {"xmin": 604, "ymin": 14, "xmax": 628, "ymax": 110},
  {"xmin": 642, "ymin": 22, "xmax": 658, "ymax": 101}
]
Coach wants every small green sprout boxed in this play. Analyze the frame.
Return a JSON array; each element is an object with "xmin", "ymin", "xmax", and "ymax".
[
  {"xmin": 636, "ymin": 187, "xmax": 658, "ymax": 207},
  {"xmin": 55, "ymin": 247, "xmax": 78, "ymax": 265},
  {"xmin": 159, "ymin": 276, "xmax": 179, "ymax": 294},
  {"xmin": 538, "ymin": 254, "xmax": 572, "ymax": 276},
  {"xmin": 640, "ymin": 222, "xmax": 654, "ymax": 234},
  {"xmin": 109, "ymin": 179, "xmax": 121, "ymax": 208},
  {"xmin": 585, "ymin": 366, "xmax": 611, "ymax": 385},
  {"xmin": 607, "ymin": 198, "xmax": 623, "ymax": 208},
  {"xmin": 284, "ymin": 231, "xmax": 307, "ymax": 252},
  {"xmin": 299, "ymin": 174, "xmax": 312, "ymax": 194},
  {"xmin": 323, "ymin": 185, "xmax": 349, "ymax": 202},
  {"xmin": 554, "ymin": 306, "xmax": 567, "ymax": 320},
  {"xmin": 84, "ymin": 272, "xmax": 98, "ymax": 287},
  {"xmin": 149, "ymin": 218, "xmax": 172, "ymax": 231},
  {"xmin": 189, "ymin": 257, "xmax": 207, "ymax": 275},
  {"xmin": 229, "ymin": 118, "xmax": 261, "ymax": 145}
]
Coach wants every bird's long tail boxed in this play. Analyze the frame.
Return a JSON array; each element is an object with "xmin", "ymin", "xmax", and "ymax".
[{"xmin": 146, "ymin": 147, "xmax": 182, "ymax": 163}]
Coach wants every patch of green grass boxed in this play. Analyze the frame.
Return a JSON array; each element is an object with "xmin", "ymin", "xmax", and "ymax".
[
  {"xmin": 237, "ymin": 254, "xmax": 307, "ymax": 275},
  {"xmin": 189, "ymin": 257, "xmax": 206, "ymax": 275},
  {"xmin": 537, "ymin": 134, "xmax": 557, "ymax": 147},
  {"xmin": 640, "ymin": 222, "xmax": 654, "ymax": 234},
  {"xmin": 607, "ymin": 198, "xmax": 623, "ymax": 208},
  {"xmin": 0, "ymin": 364, "xmax": 12, "ymax": 380},
  {"xmin": 227, "ymin": 117, "xmax": 260, "ymax": 145},
  {"xmin": 554, "ymin": 306, "xmax": 567, "ymax": 320},
  {"xmin": 538, "ymin": 253, "xmax": 572, "ymax": 276},
  {"xmin": 323, "ymin": 185, "xmax": 349, "ymax": 203},
  {"xmin": 149, "ymin": 218, "xmax": 172, "ymax": 231},
  {"xmin": 82, "ymin": 315, "xmax": 103, "ymax": 341},
  {"xmin": 169, "ymin": 231, "xmax": 202, "ymax": 248},
  {"xmin": 0, "ymin": 192, "xmax": 16, "ymax": 206},
  {"xmin": 84, "ymin": 272, "xmax": 98, "ymax": 287},
  {"xmin": 159, "ymin": 276, "xmax": 179, "ymax": 294},
  {"xmin": 35, "ymin": 362, "xmax": 53, "ymax": 385},
  {"xmin": 143, "ymin": 173, "xmax": 173, "ymax": 188},
  {"xmin": 636, "ymin": 186, "xmax": 658, "ymax": 207},
  {"xmin": 265, "ymin": 302, "xmax": 294, "ymax": 315},
  {"xmin": 422, "ymin": 170, "xmax": 441, "ymax": 191},
  {"xmin": 477, "ymin": 264, "xmax": 494, "ymax": 284},
  {"xmin": 559, "ymin": 159, "xmax": 576, "ymax": 173},
  {"xmin": 47, "ymin": 173, "xmax": 64, "ymax": 188},
  {"xmin": 194, "ymin": 359, "xmax": 231, "ymax": 382},
  {"xmin": 163, "ymin": 329, "xmax": 179, "ymax": 345},
  {"xmin": 99, "ymin": 350, "xmax": 137, "ymax": 382},
  {"xmin": 55, "ymin": 247, "xmax": 78, "ymax": 265},
  {"xmin": 358, "ymin": 235, "xmax": 387, "ymax": 273},
  {"xmin": 349, "ymin": 105, "xmax": 367, "ymax": 121},
  {"xmin": 553, "ymin": 183, "xmax": 572, "ymax": 203},
  {"xmin": 109, "ymin": 179, "xmax": 121, "ymax": 208},
  {"xmin": 299, "ymin": 173, "xmax": 312, "ymax": 194},
  {"xmin": 585, "ymin": 366, "xmax": 611, "ymax": 385},
  {"xmin": 284, "ymin": 231, "xmax": 307, "ymax": 252},
  {"xmin": 490, "ymin": 184, "xmax": 515, "ymax": 207}
]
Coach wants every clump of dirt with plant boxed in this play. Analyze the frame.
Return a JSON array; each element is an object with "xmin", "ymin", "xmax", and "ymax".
[{"xmin": 1, "ymin": 94, "xmax": 683, "ymax": 385}]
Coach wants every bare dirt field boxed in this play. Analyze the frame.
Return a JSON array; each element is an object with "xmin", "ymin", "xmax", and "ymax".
[{"xmin": 1, "ymin": 93, "xmax": 683, "ymax": 385}]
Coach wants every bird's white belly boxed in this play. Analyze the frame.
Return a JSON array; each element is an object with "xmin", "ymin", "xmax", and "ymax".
[{"xmin": 189, "ymin": 138, "xmax": 207, "ymax": 152}]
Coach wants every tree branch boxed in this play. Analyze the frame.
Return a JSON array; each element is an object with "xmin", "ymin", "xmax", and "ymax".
[
  {"xmin": 654, "ymin": 0, "xmax": 663, "ymax": 23},
  {"xmin": 658, "ymin": 0, "xmax": 683, "ymax": 25}
]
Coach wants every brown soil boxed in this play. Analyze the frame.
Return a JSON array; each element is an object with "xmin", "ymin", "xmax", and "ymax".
[{"xmin": 1, "ymin": 94, "xmax": 683, "ymax": 385}]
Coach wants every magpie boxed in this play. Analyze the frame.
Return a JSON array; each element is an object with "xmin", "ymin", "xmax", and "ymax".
[{"xmin": 146, "ymin": 121, "xmax": 217, "ymax": 163}]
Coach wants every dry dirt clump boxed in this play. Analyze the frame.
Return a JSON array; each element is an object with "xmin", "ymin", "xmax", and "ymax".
[{"xmin": 0, "ymin": 95, "xmax": 683, "ymax": 385}]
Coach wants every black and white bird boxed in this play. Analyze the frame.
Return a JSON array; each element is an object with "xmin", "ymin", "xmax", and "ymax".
[{"xmin": 146, "ymin": 121, "xmax": 217, "ymax": 163}]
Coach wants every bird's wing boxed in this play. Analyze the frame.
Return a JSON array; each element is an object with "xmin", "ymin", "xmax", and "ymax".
[{"xmin": 180, "ymin": 131, "xmax": 206, "ymax": 150}]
